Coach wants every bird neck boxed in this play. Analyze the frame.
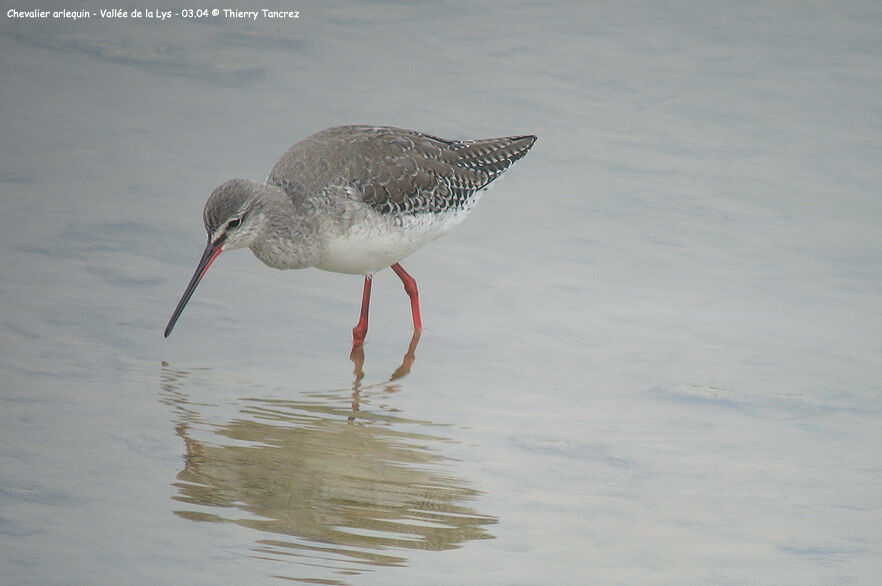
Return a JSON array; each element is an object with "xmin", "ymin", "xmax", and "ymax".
[{"xmin": 249, "ymin": 184, "xmax": 323, "ymax": 270}]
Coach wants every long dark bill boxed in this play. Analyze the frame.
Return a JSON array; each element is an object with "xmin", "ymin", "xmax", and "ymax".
[{"xmin": 164, "ymin": 242, "xmax": 223, "ymax": 337}]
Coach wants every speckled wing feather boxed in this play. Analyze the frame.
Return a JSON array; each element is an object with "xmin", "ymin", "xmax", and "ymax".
[{"xmin": 267, "ymin": 125, "xmax": 536, "ymax": 216}]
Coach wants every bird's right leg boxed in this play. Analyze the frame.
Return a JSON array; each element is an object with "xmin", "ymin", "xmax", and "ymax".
[{"xmin": 351, "ymin": 274, "xmax": 372, "ymax": 350}]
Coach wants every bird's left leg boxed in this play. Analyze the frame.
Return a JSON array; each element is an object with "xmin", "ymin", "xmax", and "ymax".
[{"xmin": 391, "ymin": 263, "xmax": 423, "ymax": 332}]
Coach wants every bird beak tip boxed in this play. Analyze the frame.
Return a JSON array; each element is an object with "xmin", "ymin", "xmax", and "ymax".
[{"xmin": 163, "ymin": 242, "xmax": 223, "ymax": 339}]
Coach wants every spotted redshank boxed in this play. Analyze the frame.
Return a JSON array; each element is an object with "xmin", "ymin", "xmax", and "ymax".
[{"xmin": 164, "ymin": 125, "xmax": 536, "ymax": 348}]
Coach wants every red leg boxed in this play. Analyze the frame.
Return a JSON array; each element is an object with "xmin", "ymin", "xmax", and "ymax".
[
  {"xmin": 352, "ymin": 275, "xmax": 372, "ymax": 348},
  {"xmin": 391, "ymin": 263, "xmax": 423, "ymax": 332}
]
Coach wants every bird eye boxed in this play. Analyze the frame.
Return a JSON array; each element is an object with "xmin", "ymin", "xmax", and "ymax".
[{"xmin": 227, "ymin": 218, "xmax": 241, "ymax": 229}]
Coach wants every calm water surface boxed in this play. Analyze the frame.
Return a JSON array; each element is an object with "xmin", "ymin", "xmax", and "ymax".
[{"xmin": 1, "ymin": 2, "xmax": 881, "ymax": 584}]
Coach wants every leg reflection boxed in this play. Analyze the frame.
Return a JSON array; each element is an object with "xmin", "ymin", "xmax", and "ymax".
[
  {"xmin": 348, "ymin": 329, "xmax": 421, "ymax": 423},
  {"xmin": 390, "ymin": 329, "xmax": 421, "ymax": 381}
]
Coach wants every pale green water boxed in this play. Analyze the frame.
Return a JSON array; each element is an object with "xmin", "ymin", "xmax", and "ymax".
[{"xmin": 1, "ymin": 2, "xmax": 881, "ymax": 584}]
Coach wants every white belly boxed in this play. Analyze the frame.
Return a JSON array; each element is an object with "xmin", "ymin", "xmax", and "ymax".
[{"xmin": 314, "ymin": 210, "xmax": 468, "ymax": 274}]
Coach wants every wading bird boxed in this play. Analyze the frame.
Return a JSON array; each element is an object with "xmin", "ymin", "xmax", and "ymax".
[{"xmin": 164, "ymin": 125, "xmax": 536, "ymax": 350}]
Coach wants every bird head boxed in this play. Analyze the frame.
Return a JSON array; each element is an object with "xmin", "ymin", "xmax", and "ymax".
[
  {"xmin": 203, "ymin": 178, "xmax": 266, "ymax": 251},
  {"xmin": 164, "ymin": 178, "xmax": 267, "ymax": 337}
]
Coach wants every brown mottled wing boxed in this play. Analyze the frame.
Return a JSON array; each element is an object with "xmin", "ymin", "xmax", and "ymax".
[{"xmin": 268, "ymin": 125, "xmax": 536, "ymax": 215}]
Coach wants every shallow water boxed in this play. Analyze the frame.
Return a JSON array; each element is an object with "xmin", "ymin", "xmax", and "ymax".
[{"xmin": 2, "ymin": 2, "xmax": 881, "ymax": 584}]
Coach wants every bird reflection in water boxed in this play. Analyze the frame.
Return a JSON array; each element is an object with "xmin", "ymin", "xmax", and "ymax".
[
  {"xmin": 159, "ymin": 333, "xmax": 494, "ymax": 582},
  {"xmin": 348, "ymin": 330, "xmax": 420, "ymax": 423}
]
